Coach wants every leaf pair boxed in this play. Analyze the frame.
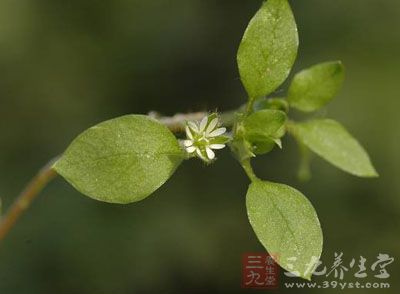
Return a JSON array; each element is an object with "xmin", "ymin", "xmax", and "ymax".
[
  {"xmin": 240, "ymin": 110, "xmax": 324, "ymax": 281},
  {"xmin": 237, "ymin": 0, "xmax": 344, "ymax": 114},
  {"xmin": 230, "ymin": 109, "xmax": 286, "ymax": 161},
  {"xmin": 236, "ymin": 0, "xmax": 323, "ymax": 280},
  {"xmin": 285, "ymin": 61, "xmax": 376, "ymax": 177}
]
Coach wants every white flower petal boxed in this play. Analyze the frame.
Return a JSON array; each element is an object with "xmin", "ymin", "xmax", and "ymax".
[
  {"xmin": 209, "ymin": 144, "xmax": 225, "ymax": 150},
  {"xmin": 205, "ymin": 147, "xmax": 215, "ymax": 160},
  {"xmin": 208, "ymin": 127, "xmax": 226, "ymax": 137},
  {"xmin": 183, "ymin": 140, "xmax": 193, "ymax": 147},
  {"xmin": 186, "ymin": 146, "xmax": 196, "ymax": 153},
  {"xmin": 188, "ymin": 121, "xmax": 199, "ymax": 133},
  {"xmin": 185, "ymin": 126, "xmax": 193, "ymax": 140},
  {"xmin": 196, "ymin": 148, "xmax": 203, "ymax": 158},
  {"xmin": 205, "ymin": 118, "xmax": 218, "ymax": 135},
  {"xmin": 199, "ymin": 116, "xmax": 208, "ymax": 132}
]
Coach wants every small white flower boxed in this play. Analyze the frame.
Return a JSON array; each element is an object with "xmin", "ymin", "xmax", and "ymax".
[{"xmin": 184, "ymin": 113, "xmax": 228, "ymax": 162}]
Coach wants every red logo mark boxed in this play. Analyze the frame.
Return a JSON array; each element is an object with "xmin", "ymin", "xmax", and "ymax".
[{"xmin": 242, "ymin": 252, "xmax": 279, "ymax": 289}]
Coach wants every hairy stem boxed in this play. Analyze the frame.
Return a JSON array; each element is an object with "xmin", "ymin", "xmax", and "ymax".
[
  {"xmin": 0, "ymin": 109, "xmax": 238, "ymax": 242},
  {"xmin": 149, "ymin": 109, "xmax": 237, "ymax": 132}
]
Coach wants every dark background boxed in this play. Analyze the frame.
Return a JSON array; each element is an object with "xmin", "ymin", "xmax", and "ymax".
[{"xmin": 0, "ymin": 0, "xmax": 399, "ymax": 293}]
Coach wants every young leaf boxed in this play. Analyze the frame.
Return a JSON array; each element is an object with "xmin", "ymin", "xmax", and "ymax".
[
  {"xmin": 288, "ymin": 61, "xmax": 345, "ymax": 112},
  {"xmin": 54, "ymin": 115, "xmax": 185, "ymax": 204},
  {"xmin": 243, "ymin": 109, "xmax": 287, "ymax": 140},
  {"xmin": 237, "ymin": 0, "xmax": 298, "ymax": 100},
  {"xmin": 241, "ymin": 109, "xmax": 287, "ymax": 155},
  {"xmin": 289, "ymin": 119, "xmax": 378, "ymax": 177},
  {"xmin": 246, "ymin": 180, "xmax": 323, "ymax": 280},
  {"xmin": 250, "ymin": 138, "xmax": 276, "ymax": 155}
]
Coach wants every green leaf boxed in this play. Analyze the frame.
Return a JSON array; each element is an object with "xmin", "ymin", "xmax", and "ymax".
[
  {"xmin": 251, "ymin": 138, "xmax": 276, "ymax": 155},
  {"xmin": 246, "ymin": 180, "xmax": 323, "ymax": 280},
  {"xmin": 288, "ymin": 61, "xmax": 345, "ymax": 112},
  {"xmin": 241, "ymin": 109, "xmax": 287, "ymax": 155},
  {"xmin": 237, "ymin": 0, "xmax": 298, "ymax": 100},
  {"xmin": 54, "ymin": 115, "xmax": 185, "ymax": 204},
  {"xmin": 243, "ymin": 109, "xmax": 287, "ymax": 140},
  {"xmin": 289, "ymin": 119, "xmax": 378, "ymax": 177}
]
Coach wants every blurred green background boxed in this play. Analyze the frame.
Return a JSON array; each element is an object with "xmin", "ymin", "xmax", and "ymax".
[{"xmin": 0, "ymin": 0, "xmax": 399, "ymax": 293}]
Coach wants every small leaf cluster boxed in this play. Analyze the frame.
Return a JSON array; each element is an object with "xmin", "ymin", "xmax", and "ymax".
[{"xmin": 53, "ymin": 0, "xmax": 378, "ymax": 280}]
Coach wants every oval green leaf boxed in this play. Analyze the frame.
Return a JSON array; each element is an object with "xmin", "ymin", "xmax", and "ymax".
[
  {"xmin": 246, "ymin": 180, "xmax": 323, "ymax": 280},
  {"xmin": 54, "ymin": 115, "xmax": 185, "ymax": 204},
  {"xmin": 290, "ymin": 119, "xmax": 378, "ymax": 177},
  {"xmin": 288, "ymin": 61, "xmax": 345, "ymax": 112},
  {"xmin": 237, "ymin": 0, "xmax": 298, "ymax": 100}
]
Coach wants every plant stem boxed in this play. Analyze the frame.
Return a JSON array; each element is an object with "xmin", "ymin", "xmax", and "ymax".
[
  {"xmin": 241, "ymin": 159, "xmax": 258, "ymax": 182},
  {"xmin": 286, "ymin": 120, "xmax": 312, "ymax": 181},
  {"xmin": 149, "ymin": 111, "xmax": 208, "ymax": 132},
  {"xmin": 0, "ymin": 109, "xmax": 239, "ymax": 242},
  {"xmin": 0, "ymin": 157, "xmax": 59, "ymax": 242},
  {"xmin": 245, "ymin": 98, "xmax": 255, "ymax": 115},
  {"xmin": 149, "ymin": 109, "xmax": 237, "ymax": 132},
  {"xmin": 297, "ymin": 140, "xmax": 312, "ymax": 182}
]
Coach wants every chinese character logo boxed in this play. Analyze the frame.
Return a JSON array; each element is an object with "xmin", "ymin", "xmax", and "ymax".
[{"xmin": 242, "ymin": 253, "xmax": 279, "ymax": 289}]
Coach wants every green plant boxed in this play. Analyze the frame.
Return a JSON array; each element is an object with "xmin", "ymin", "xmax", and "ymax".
[{"xmin": 0, "ymin": 0, "xmax": 377, "ymax": 280}]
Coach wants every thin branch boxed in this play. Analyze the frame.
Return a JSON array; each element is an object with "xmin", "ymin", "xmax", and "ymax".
[
  {"xmin": 149, "ymin": 109, "xmax": 237, "ymax": 132},
  {"xmin": 149, "ymin": 111, "xmax": 208, "ymax": 132},
  {"xmin": 0, "ymin": 157, "xmax": 59, "ymax": 242},
  {"xmin": 241, "ymin": 159, "xmax": 258, "ymax": 182}
]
